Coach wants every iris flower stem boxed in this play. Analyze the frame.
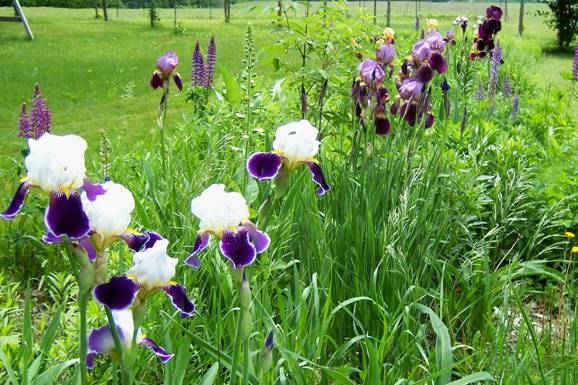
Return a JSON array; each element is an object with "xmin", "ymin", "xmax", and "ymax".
[
  {"xmin": 229, "ymin": 306, "xmax": 244, "ymax": 385},
  {"xmin": 78, "ymin": 290, "xmax": 90, "ymax": 385},
  {"xmin": 105, "ymin": 307, "xmax": 132, "ymax": 385},
  {"xmin": 242, "ymin": 335, "xmax": 250, "ymax": 385}
]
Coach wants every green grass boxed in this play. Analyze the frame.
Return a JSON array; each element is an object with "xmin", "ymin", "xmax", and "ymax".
[{"xmin": 0, "ymin": 2, "xmax": 575, "ymax": 161}]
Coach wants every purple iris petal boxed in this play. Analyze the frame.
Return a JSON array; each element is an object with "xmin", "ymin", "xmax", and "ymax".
[
  {"xmin": 139, "ymin": 338, "xmax": 174, "ymax": 363},
  {"xmin": 376, "ymin": 44, "xmax": 395, "ymax": 65},
  {"xmin": 156, "ymin": 51, "xmax": 178, "ymax": 75},
  {"xmin": 399, "ymin": 79, "xmax": 423, "ymax": 100},
  {"xmin": 185, "ymin": 232, "xmax": 210, "ymax": 268},
  {"xmin": 86, "ymin": 352, "xmax": 97, "ymax": 369},
  {"xmin": 486, "ymin": 5, "xmax": 503, "ymax": 20},
  {"xmin": 358, "ymin": 59, "xmax": 385, "ymax": 85},
  {"xmin": 242, "ymin": 222, "xmax": 270, "ymax": 254},
  {"xmin": 88, "ymin": 325, "xmax": 119, "ymax": 354},
  {"xmin": 219, "ymin": 228, "xmax": 257, "ymax": 269},
  {"xmin": 425, "ymin": 31, "xmax": 446, "ymax": 51},
  {"xmin": 121, "ymin": 230, "xmax": 162, "ymax": 252},
  {"xmin": 429, "ymin": 52, "xmax": 448, "ymax": 73},
  {"xmin": 400, "ymin": 102, "xmax": 418, "ymax": 127},
  {"xmin": 82, "ymin": 180, "xmax": 106, "ymax": 202},
  {"xmin": 306, "ymin": 161, "xmax": 331, "ymax": 196},
  {"xmin": 375, "ymin": 116, "xmax": 391, "ymax": 135},
  {"xmin": 412, "ymin": 40, "xmax": 432, "ymax": 63},
  {"xmin": 162, "ymin": 284, "xmax": 195, "ymax": 318},
  {"xmin": 150, "ymin": 73, "xmax": 163, "ymax": 89},
  {"xmin": 417, "ymin": 63, "xmax": 434, "ymax": 83},
  {"xmin": 247, "ymin": 152, "xmax": 283, "ymax": 181},
  {"xmin": 44, "ymin": 192, "xmax": 90, "ymax": 240},
  {"xmin": 173, "ymin": 73, "xmax": 183, "ymax": 91},
  {"xmin": 42, "ymin": 232, "xmax": 62, "ymax": 244},
  {"xmin": 79, "ymin": 237, "xmax": 97, "ymax": 262},
  {"xmin": 93, "ymin": 275, "xmax": 139, "ymax": 310},
  {"xmin": 1, "ymin": 181, "xmax": 32, "ymax": 219}
]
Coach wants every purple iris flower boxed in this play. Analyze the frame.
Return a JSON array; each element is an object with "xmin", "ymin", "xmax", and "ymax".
[
  {"xmin": 470, "ymin": 6, "xmax": 503, "ymax": 59},
  {"xmin": 246, "ymin": 120, "xmax": 330, "ymax": 195},
  {"xmin": 186, "ymin": 184, "xmax": 271, "ymax": 270},
  {"xmin": 150, "ymin": 51, "xmax": 183, "ymax": 91},
  {"xmin": 412, "ymin": 40, "xmax": 432, "ymax": 63},
  {"xmin": 88, "ymin": 283, "xmax": 175, "ymax": 369},
  {"xmin": 376, "ymin": 44, "xmax": 395, "ymax": 65},
  {"xmin": 358, "ymin": 59, "xmax": 385, "ymax": 85},
  {"xmin": 399, "ymin": 78, "xmax": 423, "ymax": 100},
  {"xmin": 1, "ymin": 133, "xmax": 91, "ymax": 243}
]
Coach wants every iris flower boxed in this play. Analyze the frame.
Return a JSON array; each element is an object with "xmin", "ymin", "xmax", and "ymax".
[
  {"xmin": 87, "ymin": 275, "xmax": 178, "ymax": 368},
  {"xmin": 186, "ymin": 184, "xmax": 271, "ymax": 270},
  {"xmin": 1, "ymin": 133, "xmax": 91, "ymax": 242},
  {"xmin": 247, "ymin": 120, "xmax": 331, "ymax": 195},
  {"xmin": 470, "ymin": 6, "xmax": 502, "ymax": 59},
  {"xmin": 150, "ymin": 51, "xmax": 183, "ymax": 91}
]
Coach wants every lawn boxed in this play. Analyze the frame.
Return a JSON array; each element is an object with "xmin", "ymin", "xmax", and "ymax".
[{"xmin": 0, "ymin": 2, "xmax": 577, "ymax": 384}]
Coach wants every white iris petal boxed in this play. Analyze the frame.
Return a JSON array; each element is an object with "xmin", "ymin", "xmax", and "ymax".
[
  {"xmin": 272, "ymin": 120, "xmax": 320, "ymax": 164},
  {"xmin": 190, "ymin": 184, "xmax": 250, "ymax": 235},
  {"xmin": 128, "ymin": 239, "xmax": 177, "ymax": 290}
]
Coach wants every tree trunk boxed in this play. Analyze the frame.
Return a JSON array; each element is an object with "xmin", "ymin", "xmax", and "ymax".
[
  {"xmin": 373, "ymin": 0, "xmax": 376, "ymax": 24},
  {"xmin": 224, "ymin": 0, "xmax": 229, "ymax": 23},
  {"xmin": 518, "ymin": 0, "xmax": 524, "ymax": 36},
  {"xmin": 102, "ymin": 0, "xmax": 108, "ymax": 21},
  {"xmin": 386, "ymin": 0, "xmax": 391, "ymax": 26},
  {"xmin": 173, "ymin": 0, "xmax": 177, "ymax": 31},
  {"xmin": 94, "ymin": 0, "xmax": 99, "ymax": 18},
  {"xmin": 504, "ymin": 0, "xmax": 508, "ymax": 21}
]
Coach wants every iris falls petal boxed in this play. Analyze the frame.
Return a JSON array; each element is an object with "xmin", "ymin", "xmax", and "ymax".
[
  {"xmin": 242, "ymin": 222, "xmax": 270, "ymax": 254},
  {"xmin": 162, "ymin": 284, "xmax": 195, "ymax": 318},
  {"xmin": 247, "ymin": 152, "xmax": 283, "ymax": 180},
  {"xmin": 93, "ymin": 275, "xmax": 139, "ymax": 310},
  {"xmin": 44, "ymin": 192, "xmax": 90, "ymax": 240},
  {"xmin": 139, "ymin": 338, "xmax": 174, "ymax": 363},
  {"xmin": 185, "ymin": 232, "xmax": 210, "ymax": 268},
  {"xmin": 306, "ymin": 161, "xmax": 331, "ymax": 196},
  {"xmin": 1, "ymin": 181, "xmax": 32, "ymax": 219},
  {"xmin": 219, "ymin": 228, "xmax": 257, "ymax": 269}
]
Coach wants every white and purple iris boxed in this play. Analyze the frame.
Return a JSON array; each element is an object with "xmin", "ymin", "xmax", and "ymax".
[
  {"xmin": 246, "ymin": 120, "xmax": 330, "ymax": 196},
  {"xmin": 1, "ymin": 133, "xmax": 92, "ymax": 242},
  {"xmin": 149, "ymin": 51, "xmax": 183, "ymax": 91},
  {"xmin": 86, "ymin": 300, "xmax": 173, "ymax": 368},
  {"xmin": 186, "ymin": 184, "xmax": 270, "ymax": 270}
]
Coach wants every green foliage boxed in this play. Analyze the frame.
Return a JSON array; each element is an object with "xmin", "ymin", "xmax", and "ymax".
[{"xmin": 538, "ymin": 0, "xmax": 578, "ymax": 49}]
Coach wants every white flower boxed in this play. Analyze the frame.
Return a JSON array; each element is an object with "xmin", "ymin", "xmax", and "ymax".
[
  {"xmin": 113, "ymin": 308, "xmax": 141, "ymax": 344},
  {"xmin": 190, "ymin": 184, "xmax": 249, "ymax": 235},
  {"xmin": 81, "ymin": 181, "xmax": 135, "ymax": 238},
  {"xmin": 25, "ymin": 133, "xmax": 87, "ymax": 192},
  {"xmin": 128, "ymin": 239, "xmax": 177, "ymax": 290},
  {"xmin": 272, "ymin": 120, "xmax": 320, "ymax": 164}
]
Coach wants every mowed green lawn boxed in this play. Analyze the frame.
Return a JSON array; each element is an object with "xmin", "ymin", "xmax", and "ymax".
[{"xmin": 0, "ymin": 2, "xmax": 574, "ymax": 164}]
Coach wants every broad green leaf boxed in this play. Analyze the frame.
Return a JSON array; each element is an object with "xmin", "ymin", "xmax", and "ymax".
[
  {"xmin": 448, "ymin": 372, "xmax": 495, "ymax": 385},
  {"xmin": 217, "ymin": 64, "xmax": 242, "ymax": 108},
  {"xmin": 199, "ymin": 362, "xmax": 220, "ymax": 385},
  {"xmin": 415, "ymin": 304, "xmax": 453, "ymax": 385}
]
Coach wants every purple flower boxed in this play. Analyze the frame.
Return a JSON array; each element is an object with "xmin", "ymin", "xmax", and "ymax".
[
  {"xmin": 415, "ymin": 17, "xmax": 420, "ymax": 31},
  {"xmin": 150, "ymin": 51, "xmax": 183, "ymax": 91},
  {"xmin": 18, "ymin": 84, "xmax": 51, "ymax": 139},
  {"xmin": 412, "ymin": 40, "xmax": 432, "ymax": 63},
  {"xmin": 376, "ymin": 44, "xmax": 395, "ymax": 65},
  {"xmin": 192, "ymin": 41, "xmax": 206, "ymax": 87},
  {"xmin": 488, "ymin": 42, "xmax": 502, "ymax": 103},
  {"xmin": 475, "ymin": 79, "xmax": 485, "ymax": 101},
  {"xmin": 425, "ymin": 31, "xmax": 446, "ymax": 52},
  {"xmin": 205, "ymin": 36, "xmax": 216, "ymax": 87},
  {"xmin": 399, "ymin": 78, "xmax": 423, "ymax": 100},
  {"xmin": 358, "ymin": 59, "xmax": 385, "ymax": 85},
  {"xmin": 512, "ymin": 93, "xmax": 519, "ymax": 116},
  {"xmin": 486, "ymin": 5, "xmax": 503, "ymax": 20},
  {"xmin": 502, "ymin": 73, "xmax": 512, "ymax": 96},
  {"xmin": 572, "ymin": 42, "xmax": 578, "ymax": 81}
]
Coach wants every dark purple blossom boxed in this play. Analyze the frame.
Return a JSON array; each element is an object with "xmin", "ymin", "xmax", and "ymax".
[
  {"xmin": 18, "ymin": 84, "xmax": 51, "ymax": 139},
  {"xmin": 488, "ymin": 42, "xmax": 502, "ymax": 103},
  {"xmin": 573, "ymin": 41, "xmax": 578, "ymax": 81},
  {"xmin": 206, "ymin": 36, "xmax": 216, "ymax": 87},
  {"xmin": 512, "ymin": 93, "xmax": 519, "ymax": 116},
  {"xmin": 192, "ymin": 41, "xmax": 206, "ymax": 87},
  {"xmin": 502, "ymin": 73, "xmax": 512, "ymax": 96}
]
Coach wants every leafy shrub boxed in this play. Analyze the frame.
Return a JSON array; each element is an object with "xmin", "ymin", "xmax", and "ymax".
[{"xmin": 539, "ymin": 0, "xmax": 578, "ymax": 49}]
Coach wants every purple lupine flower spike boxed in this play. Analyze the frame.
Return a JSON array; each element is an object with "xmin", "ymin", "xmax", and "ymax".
[
  {"xmin": 18, "ymin": 103, "xmax": 30, "ymax": 138},
  {"xmin": 488, "ymin": 42, "xmax": 502, "ymax": 103},
  {"xmin": 572, "ymin": 42, "xmax": 578, "ymax": 81},
  {"xmin": 415, "ymin": 17, "xmax": 420, "ymax": 31},
  {"xmin": 502, "ymin": 73, "xmax": 512, "ymax": 96},
  {"xmin": 512, "ymin": 93, "xmax": 520, "ymax": 116},
  {"xmin": 29, "ymin": 83, "xmax": 51, "ymax": 139},
  {"xmin": 205, "ymin": 36, "xmax": 216, "ymax": 88},
  {"xmin": 192, "ymin": 41, "xmax": 206, "ymax": 87}
]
